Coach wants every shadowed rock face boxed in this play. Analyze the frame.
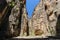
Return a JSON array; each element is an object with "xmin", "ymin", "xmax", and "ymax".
[
  {"xmin": 0, "ymin": 0, "xmax": 7, "ymax": 22},
  {"xmin": 20, "ymin": 6, "xmax": 28, "ymax": 36},
  {"xmin": 6, "ymin": 0, "xmax": 28, "ymax": 37},
  {"xmin": 0, "ymin": 0, "xmax": 7, "ymax": 12},
  {"xmin": 56, "ymin": 15, "xmax": 60, "ymax": 36},
  {"xmin": 0, "ymin": 0, "xmax": 27, "ymax": 38}
]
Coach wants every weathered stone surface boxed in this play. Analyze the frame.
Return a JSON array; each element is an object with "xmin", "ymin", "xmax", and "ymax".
[
  {"xmin": 44, "ymin": 0, "xmax": 57, "ymax": 36},
  {"xmin": 31, "ymin": 0, "xmax": 51, "ymax": 37},
  {"xmin": 30, "ymin": 0, "xmax": 60, "ymax": 37},
  {"xmin": 44, "ymin": 0, "xmax": 60, "ymax": 36}
]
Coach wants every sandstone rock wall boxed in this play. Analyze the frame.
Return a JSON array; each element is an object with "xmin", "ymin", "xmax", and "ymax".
[
  {"xmin": 31, "ymin": 0, "xmax": 50, "ymax": 37},
  {"xmin": 30, "ymin": 0, "xmax": 60, "ymax": 37}
]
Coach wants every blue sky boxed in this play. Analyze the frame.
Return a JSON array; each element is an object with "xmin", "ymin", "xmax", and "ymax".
[{"xmin": 26, "ymin": 0, "xmax": 40, "ymax": 18}]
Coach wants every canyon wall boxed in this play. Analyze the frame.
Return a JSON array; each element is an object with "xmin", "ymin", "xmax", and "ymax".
[{"xmin": 0, "ymin": 0, "xmax": 60, "ymax": 38}]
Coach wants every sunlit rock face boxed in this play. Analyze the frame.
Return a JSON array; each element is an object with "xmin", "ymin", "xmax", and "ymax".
[
  {"xmin": 44, "ymin": 0, "xmax": 59, "ymax": 36},
  {"xmin": 31, "ymin": 0, "xmax": 51, "ymax": 37},
  {"xmin": 28, "ymin": 18, "xmax": 33, "ymax": 36},
  {"xmin": 31, "ymin": 0, "xmax": 60, "ymax": 37},
  {"xmin": 44, "ymin": 0, "xmax": 57, "ymax": 36}
]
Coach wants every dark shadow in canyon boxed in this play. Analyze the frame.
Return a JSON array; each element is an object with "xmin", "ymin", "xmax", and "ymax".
[{"xmin": 56, "ymin": 15, "xmax": 60, "ymax": 36}]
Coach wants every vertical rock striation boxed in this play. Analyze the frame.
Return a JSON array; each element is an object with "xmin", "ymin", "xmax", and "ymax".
[{"xmin": 20, "ymin": 4, "xmax": 28, "ymax": 36}]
